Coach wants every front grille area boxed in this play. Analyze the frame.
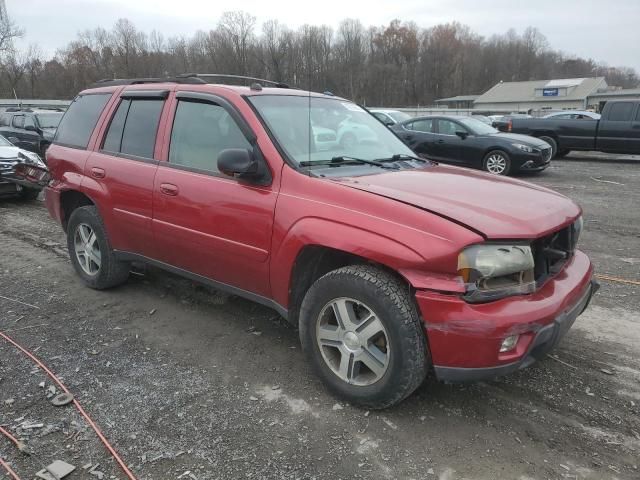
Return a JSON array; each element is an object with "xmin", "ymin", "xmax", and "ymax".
[
  {"xmin": 531, "ymin": 225, "xmax": 576, "ymax": 285},
  {"xmin": 0, "ymin": 159, "xmax": 19, "ymax": 173},
  {"xmin": 541, "ymin": 148, "xmax": 552, "ymax": 162}
]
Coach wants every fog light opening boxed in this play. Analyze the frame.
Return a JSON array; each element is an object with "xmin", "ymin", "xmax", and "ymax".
[{"xmin": 500, "ymin": 335, "xmax": 520, "ymax": 353}]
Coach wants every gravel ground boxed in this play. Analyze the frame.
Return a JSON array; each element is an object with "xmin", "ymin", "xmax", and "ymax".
[{"xmin": 0, "ymin": 157, "xmax": 639, "ymax": 480}]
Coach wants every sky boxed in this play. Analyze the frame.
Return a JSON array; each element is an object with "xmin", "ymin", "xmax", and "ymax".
[{"xmin": 10, "ymin": 0, "xmax": 640, "ymax": 73}]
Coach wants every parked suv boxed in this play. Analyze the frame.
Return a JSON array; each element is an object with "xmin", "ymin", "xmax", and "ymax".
[
  {"xmin": 0, "ymin": 109, "xmax": 64, "ymax": 157},
  {"xmin": 44, "ymin": 75, "xmax": 598, "ymax": 408}
]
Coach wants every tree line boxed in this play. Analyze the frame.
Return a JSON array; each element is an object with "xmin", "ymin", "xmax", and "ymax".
[{"xmin": 1, "ymin": 11, "xmax": 638, "ymax": 106}]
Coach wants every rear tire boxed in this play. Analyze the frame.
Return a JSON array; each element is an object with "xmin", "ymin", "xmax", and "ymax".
[
  {"xmin": 482, "ymin": 150, "xmax": 512, "ymax": 175},
  {"xmin": 539, "ymin": 136, "xmax": 558, "ymax": 158},
  {"xmin": 299, "ymin": 265, "xmax": 428, "ymax": 409},
  {"xmin": 66, "ymin": 205, "xmax": 130, "ymax": 289}
]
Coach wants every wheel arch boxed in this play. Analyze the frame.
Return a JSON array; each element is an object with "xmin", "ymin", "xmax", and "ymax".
[
  {"xmin": 60, "ymin": 189, "xmax": 95, "ymax": 232},
  {"xmin": 286, "ymin": 244, "xmax": 410, "ymax": 327}
]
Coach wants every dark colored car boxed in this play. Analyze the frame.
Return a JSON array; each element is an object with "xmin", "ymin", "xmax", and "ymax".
[
  {"xmin": 391, "ymin": 115, "xmax": 552, "ymax": 175},
  {"xmin": 0, "ymin": 109, "xmax": 64, "ymax": 157},
  {"xmin": 0, "ymin": 134, "xmax": 47, "ymax": 200},
  {"xmin": 509, "ymin": 100, "xmax": 640, "ymax": 158},
  {"xmin": 44, "ymin": 74, "xmax": 596, "ymax": 408}
]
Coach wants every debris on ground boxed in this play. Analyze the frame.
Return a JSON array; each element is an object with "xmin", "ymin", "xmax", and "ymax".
[
  {"xmin": 36, "ymin": 460, "xmax": 75, "ymax": 479},
  {"xmin": 50, "ymin": 392, "xmax": 74, "ymax": 407}
]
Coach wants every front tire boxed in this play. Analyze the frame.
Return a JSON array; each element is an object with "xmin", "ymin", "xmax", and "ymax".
[
  {"xmin": 555, "ymin": 149, "xmax": 570, "ymax": 158},
  {"xmin": 66, "ymin": 206, "xmax": 130, "ymax": 289},
  {"xmin": 483, "ymin": 150, "xmax": 511, "ymax": 175},
  {"xmin": 299, "ymin": 265, "xmax": 428, "ymax": 409},
  {"xmin": 539, "ymin": 136, "xmax": 558, "ymax": 158}
]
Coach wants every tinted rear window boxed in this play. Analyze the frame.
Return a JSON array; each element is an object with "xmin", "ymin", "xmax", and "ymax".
[
  {"xmin": 607, "ymin": 102, "xmax": 634, "ymax": 121},
  {"xmin": 54, "ymin": 93, "xmax": 111, "ymax": 148},
  {"xmin": 120, "ymin": 100, "xmax": 163, "ymax": 158}
]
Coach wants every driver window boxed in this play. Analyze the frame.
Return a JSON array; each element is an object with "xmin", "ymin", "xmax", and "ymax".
[
  {"xmin": 24, "ymin": 116, "xmax": 36, "ymax": 129},
  {"xmin": 437, "ymin": 119, "xmax": 460, "ymax": 135},
  {"xmin": 169, "ymin": 100, "xmax": 252, "ymax": 174}
]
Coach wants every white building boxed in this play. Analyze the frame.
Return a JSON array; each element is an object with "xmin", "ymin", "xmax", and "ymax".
[{"xmin": 473, "ymin": 77, "xmax": 609, "ymax": 112}]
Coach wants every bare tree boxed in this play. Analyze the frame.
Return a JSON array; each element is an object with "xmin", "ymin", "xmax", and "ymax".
[{"xmin": 4, "ymin": 12, "xmax": 637, "ymax": 102}]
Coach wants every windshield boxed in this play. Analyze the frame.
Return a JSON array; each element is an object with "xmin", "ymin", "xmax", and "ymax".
[
  {"xmin": 35, "ymin": 112, "xmax": 63, "ymax": 128},
  {"xmin": 0, "ymin": 135, "xmax": 13, "ymax": 146},
  {"xmin": 459, "ymin": 117, "xmax": 499, "ymax": 135},
  {"xmin": 249, "ymin": 95, "xmax": 415, "ymax": 166},
  {"xmin": 388, "ymin": 111, "xmax": 411, "ymax": 123}
]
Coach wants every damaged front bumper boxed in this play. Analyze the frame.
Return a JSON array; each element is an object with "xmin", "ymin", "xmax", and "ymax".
[{"xmin": 415, "ymin": 250, "xmax": 596, "ymax": 382}]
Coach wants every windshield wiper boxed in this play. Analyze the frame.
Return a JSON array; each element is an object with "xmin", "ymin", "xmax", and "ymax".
[
  {"xmin": 299, "ymin": 156, "xmax": 399, "ymax": 169},
  {"xmin": 378, "ymin": 153, "xmax": 429, "ymax": 163}
]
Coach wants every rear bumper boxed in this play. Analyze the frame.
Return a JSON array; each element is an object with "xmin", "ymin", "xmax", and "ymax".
[
  {"xmin": 44, "ymin": 186, "xmax": 63, "ymax": 225},
  {"xmin": 415, "ymin": 250, "xmax": 595, "ymax": 381}
]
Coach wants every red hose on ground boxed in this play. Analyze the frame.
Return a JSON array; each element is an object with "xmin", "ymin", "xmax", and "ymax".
[
  {"xmin": 0, "ymin": 426, "xmax": 21, "ymax": 450},
  {"xmin": 0, "ymin": 455, "xmax": 21, "ymax": 480},
  {"xmin": 0, "ymin": 330, "xmax": 137, "ymax": 480}
]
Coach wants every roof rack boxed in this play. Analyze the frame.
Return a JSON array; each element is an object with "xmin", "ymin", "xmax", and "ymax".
[
  {"xmin": 178, "ymin": 73, "xmax": 291, "ymax": 89},
  {"xmin": 89, "ymin": 73, "xmax": 291, "ymax": 89},
  {"xmin": 90, "ymin": 76, "xmax": 206, "ymax": 88}
]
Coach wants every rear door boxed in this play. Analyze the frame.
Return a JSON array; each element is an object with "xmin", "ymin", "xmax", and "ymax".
[
  {"xmin": 152, "ymin": 91, "xmax": 277, "ymax": 298},
  {"xmin": 597, "ymin": 102, "xmax": 637, "ymax": 153},
  {"xmin": 396, "ymin": 118, "xmax": 435, "ymax": 158},
  {"xmin": 84, "ymin": 90, "xmax": 167, "ymax": 257}
]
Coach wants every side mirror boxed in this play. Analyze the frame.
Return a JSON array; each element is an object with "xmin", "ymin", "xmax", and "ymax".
[
  {"xmin": 384, "ymin": 120, "xmax": 395, "ymax": 127},
  {"xmin": 25, "ymin": 124, "xmax": 37, "ymax": 132},
  {"xmin": 455, "ymin": 130, "xmax": 468, "ymax": 139},
  {"xmin": 217, "ymin": 148, "xmax": 263, "ymax": 180}
]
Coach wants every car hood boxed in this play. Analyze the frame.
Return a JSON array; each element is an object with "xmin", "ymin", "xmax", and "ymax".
[
  {"xmin": 484, "ymin": 132, "xmax": 550, "ymax": 148},
  {"xmin": 0, "ymin": 145, "xmax": 22, "ymax": 159},
  {"xmin": 0, "ymin": 145, "xmax": 44, "ymax": 164},
  {"xmin": 332, "ymin": 165, "xmax": 580, "ymax": 239}
]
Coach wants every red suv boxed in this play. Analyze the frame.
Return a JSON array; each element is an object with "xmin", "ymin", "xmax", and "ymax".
[{"xmin": 45, "ymin": 74, "xmax": 598, "ymax": 408}]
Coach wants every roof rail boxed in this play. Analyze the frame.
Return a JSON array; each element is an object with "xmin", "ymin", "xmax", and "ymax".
[
  {"xmin": 178, "ymin": 73, "xmax": 291, "ymax": 89},
  {"xmin": 88, "ymin": 74, "xmax": 291, "ymax": 89},
  {"xmin": 89, "ymin": 76, "xmax": 206, "ymax": 88}
]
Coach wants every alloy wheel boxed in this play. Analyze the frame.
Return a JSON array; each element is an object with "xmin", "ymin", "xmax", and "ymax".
[
  {"xmin": 486, "ymin": 153, "xmax": 507, "ymax": 174},
  {"xmin": 315, "ymin": 297, "xmax": 390, "ymax": 386},
  {"xmin": 74, "ymin": 223, "xmax": 101, "ymax": 276}
]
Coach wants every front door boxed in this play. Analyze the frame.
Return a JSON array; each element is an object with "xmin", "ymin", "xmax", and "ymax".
[
  {"xmin": 152, "ymin": 93, "xmax": 277, "ymax": 298},
  {"xmin": 432, "ymin": 119, "xmax": 464, "ymax": 164}
]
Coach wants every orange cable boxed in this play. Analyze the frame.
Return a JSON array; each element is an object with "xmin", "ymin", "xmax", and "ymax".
[
  {"xmin": 0, "ymin": 454, "xmax": 21, "ymax": 480},
  {"xmin": 0, "ymin": 331, "xmax": 137, "ymax": 480},
  {"xmin": 595, "ymin": 273, "xmax": 640, "ymax": 286},
  {"xmin": 0, "ymin": 427, "xmax": 20, "ymax": 450}
]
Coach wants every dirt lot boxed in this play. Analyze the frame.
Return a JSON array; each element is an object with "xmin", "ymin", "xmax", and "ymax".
[{"xmin": 1, "ymin": 156, "xmax": 639, "ymax": 480}]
